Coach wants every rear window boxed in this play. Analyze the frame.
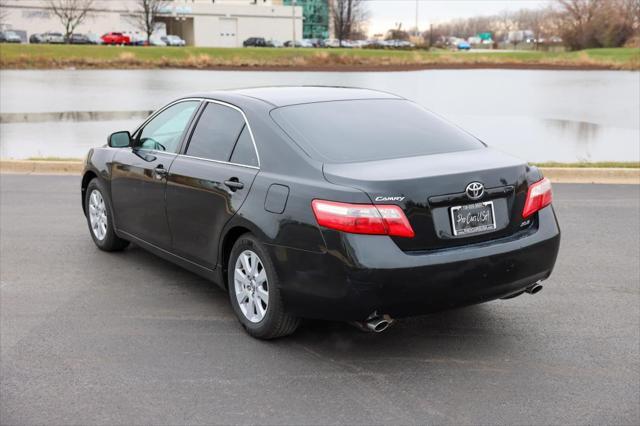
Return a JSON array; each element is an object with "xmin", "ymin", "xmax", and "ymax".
[{"xmin": 270, "ymin": 99, "xmax": 483, "ymax": 163}]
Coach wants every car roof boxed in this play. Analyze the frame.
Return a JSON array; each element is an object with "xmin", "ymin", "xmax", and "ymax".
[{"xmin": 208, "ymin": 86, "xmax": 402, "ymax": 107}]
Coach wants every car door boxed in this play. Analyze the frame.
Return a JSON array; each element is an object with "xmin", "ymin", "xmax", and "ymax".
[
  {"xmin": 165, "ymin": 101, "xmax": 260, "ymax": 269},
  {"xmin": 111, "ymin": 100, "xmax": 200, "ymax": 248}
]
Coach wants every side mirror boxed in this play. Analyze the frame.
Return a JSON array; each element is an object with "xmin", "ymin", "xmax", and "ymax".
[{"xmin": 108, "ymin": 131, "xmax": 131, "ymax": 148}]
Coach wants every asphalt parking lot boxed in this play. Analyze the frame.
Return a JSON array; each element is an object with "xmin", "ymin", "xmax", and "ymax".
[{"xmin": 1, "ymin": 174, "xmax": 638, "ymax": 425}]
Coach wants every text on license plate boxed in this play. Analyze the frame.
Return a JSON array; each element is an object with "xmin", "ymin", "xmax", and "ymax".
[{"xmin": 450, "ymin": 201, "xmax": 497, "ymax": 236}]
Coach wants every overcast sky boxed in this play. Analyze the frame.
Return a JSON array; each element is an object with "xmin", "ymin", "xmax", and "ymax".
[{"xmin": 364, "ymin": 0, "xmax": 553, "ymax": 35}]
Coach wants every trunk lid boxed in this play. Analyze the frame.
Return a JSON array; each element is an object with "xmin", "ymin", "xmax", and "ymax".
[{"xmin": 322, "ymin": 147, "xmax": 532, "ymax": 252}]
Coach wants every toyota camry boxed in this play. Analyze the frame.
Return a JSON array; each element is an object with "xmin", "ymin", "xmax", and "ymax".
[{"xmin": 81, "ymin": 87, "xmax": 560, "ymax": 339}]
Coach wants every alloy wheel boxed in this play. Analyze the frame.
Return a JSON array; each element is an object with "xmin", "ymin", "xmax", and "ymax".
[
  {"xmin": 88, "ymin": 189, "xmax": 108, "ymax": 241},
  {"xmin": 234, "ymin": 250, "xmax": 269, "ymax": 323}
]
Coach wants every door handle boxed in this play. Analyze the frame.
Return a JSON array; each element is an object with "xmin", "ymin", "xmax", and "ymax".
[
  {"xmin": 154, "ymin": 165, "xmax": 168, "ymax": 178},
  {"xmin": 224, "ymin": 178, "xmax": 244, "ymax": 191}
]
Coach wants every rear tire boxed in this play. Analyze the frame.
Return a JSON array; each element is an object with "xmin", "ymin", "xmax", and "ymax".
[
  {"xmin": 228, "ymin": 234, "xmax": 300, "ymax": 339},
  {"xmin": 84, "ymin": 178, "xmax": 129, "ymax": 251}
]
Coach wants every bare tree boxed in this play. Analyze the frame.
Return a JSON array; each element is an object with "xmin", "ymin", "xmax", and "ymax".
[
  {"xmin": 0, "ymin": 0, "xmax": 10, "ymax": 29},
  {"xmin": 517, "ymin": 8, "xmax": 547, "ymax": 49},
  {"xmin": 555, "ymin": 0, "xmax": 638, "ymax": 49},
  {"xmin": 129, "ymin": 0, "xmax": 169, "ymax": 43},
  {"xmin": 47, "ymin": 0, "xmax": 94, "ymax": 42},
  {"xmin": 386, "ymin": 23, "xmax": 409, "ymax": 41},
  {"xmin": 555, "ymin": 0, "xmax": 601, "ymax": 49},
  {"xmin": 332, "ymin": 0, "xmax": 368, "ymax": 44}
]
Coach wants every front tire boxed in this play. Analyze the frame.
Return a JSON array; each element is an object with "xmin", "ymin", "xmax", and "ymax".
[
  {"xmin": 228, "ymin": 234, "xmax": 300, "ymax": 339},
  {"xmin": 84, "ymin": 178, "xmax": 129, "ymax": 251}
]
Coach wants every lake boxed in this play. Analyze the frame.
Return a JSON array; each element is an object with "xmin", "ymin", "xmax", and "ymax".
[{"xmin": 1, "ymin": 69, "xmax": 638, "ymax": 162}]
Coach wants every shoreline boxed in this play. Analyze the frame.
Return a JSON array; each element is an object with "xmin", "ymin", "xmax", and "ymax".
[
  {"xmin": 1, "ymin": 62, "xmax": 635, "ymax": 72},
  {"xmin": 2, "ymin": 46, "xmax": 638, "ymax": 72},
  {"xmin": 0, "ymin": 63, "xmax": 640, "ymax": 72},
  {"xmin": 1, "ymin": 160, "xmax": 638, "ymax": 184}
]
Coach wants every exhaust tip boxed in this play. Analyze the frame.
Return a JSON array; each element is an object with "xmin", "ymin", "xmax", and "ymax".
[
  {"xmin": 368, "ymin": 319, "xmax": 391, "ymax": 333},
  {"xmin": 351, "ymin": 312, "xmax": 395, "ymax": 333},
  {"xmin": 526, "ymin": 283, "xmax": 544, "ymax": 295}
]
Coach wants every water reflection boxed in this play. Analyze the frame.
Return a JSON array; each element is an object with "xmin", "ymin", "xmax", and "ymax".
[{"xmin": 1, "ymin": 69, "xmax": 638, "ymax": 162}]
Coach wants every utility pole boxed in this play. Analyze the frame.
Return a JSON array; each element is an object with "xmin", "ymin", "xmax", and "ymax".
[
  {"xmin": 429, "ymin": 23, "xmax": 433, "ymax": 48},
  {"xmin": 415, "ymin": 0, "xmax": 419, "ymax": 36},
  {"xmin": 292, "ymin": 0, "xmax": 296, "ymax": 47}
]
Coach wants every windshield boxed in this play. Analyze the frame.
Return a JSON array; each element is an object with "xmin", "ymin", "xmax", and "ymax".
[{"xmin": 270, "ymin": 99, "xmax": 484, "ymax": 163}]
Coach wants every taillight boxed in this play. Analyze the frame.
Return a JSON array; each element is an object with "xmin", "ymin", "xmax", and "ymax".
[
  {"xmin": 311, "ymin": 200, "xmax": 415, "ymax": 238},
  {"xmin": 522, "ymin": 177, "xmax": 553, "ymax": 218}
]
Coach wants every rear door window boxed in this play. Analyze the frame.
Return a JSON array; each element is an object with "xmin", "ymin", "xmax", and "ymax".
[
  {"xmin": 230, "ymin": 126, "xmax": 259, "ymax": 167},
  {"xmin": 186, "ymin": 103, "xmax": 246, "ymax": 162}
]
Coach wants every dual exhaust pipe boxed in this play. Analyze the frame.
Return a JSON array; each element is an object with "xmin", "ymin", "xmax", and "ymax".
[
  {"xmin": 353, "ymin": 283, "xmax": 544, "ymax": 333},
  {"xmin": 351, "ymin": 312, "xmax": 395, "ymax": 333},
  {"xmin": 501, "ymin": 281, "xmax": 544, "ymax": 299}
]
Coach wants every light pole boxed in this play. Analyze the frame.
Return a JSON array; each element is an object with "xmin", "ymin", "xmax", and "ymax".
[{"xmin": 292, "ymin": 0, "xmax": 296, "ymax": 47}]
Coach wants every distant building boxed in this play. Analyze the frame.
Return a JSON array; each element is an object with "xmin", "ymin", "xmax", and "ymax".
[
  {"xmin": 282, "ymin": 0, "xmax": 330, "ymax": 39},
  {"xmin": 1, "ymin": 0, "xmax": 303, "ymax": 47}
]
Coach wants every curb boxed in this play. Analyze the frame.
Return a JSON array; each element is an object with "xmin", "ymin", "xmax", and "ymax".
[
  {"xmin": 0, "ymin": 160, "xmax": 83, "ymax": 175},
  {"xmin": 539, "ymin": 167, "xmax": 640, "ymax": 185},
  {"xmin": 1, "ymin": 160, "xmax": 639, "ymax": 184}
]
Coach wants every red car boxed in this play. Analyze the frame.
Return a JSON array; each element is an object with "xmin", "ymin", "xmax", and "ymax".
[{"xmin": 101, "ymin": 32, "xmax": 130, "ymax": 45}]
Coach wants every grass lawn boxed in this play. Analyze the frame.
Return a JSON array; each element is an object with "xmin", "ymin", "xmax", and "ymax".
[
  {"xmin": 1, "ymin": 44, "xmax": 638, "ymax": 70},
  {"xmin": 533, "ymin": 162, "xmax": 640, "ymax": 169}
]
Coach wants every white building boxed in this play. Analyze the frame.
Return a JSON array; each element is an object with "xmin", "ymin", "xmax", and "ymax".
[{"xmin": 1, "ymin": 0, "xmax": 303, "ymax": 47}]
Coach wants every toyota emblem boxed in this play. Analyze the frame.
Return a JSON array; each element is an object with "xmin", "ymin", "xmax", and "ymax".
[{"xmin": 466, "ymin": 182, "xmax": 484, "ymax": 200}]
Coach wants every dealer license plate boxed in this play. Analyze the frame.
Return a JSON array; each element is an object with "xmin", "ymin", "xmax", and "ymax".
[{"xmin": 450, "ymin": 201, "xmax": 496, "ymax": 236}]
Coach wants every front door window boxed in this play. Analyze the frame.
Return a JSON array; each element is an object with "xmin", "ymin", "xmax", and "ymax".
[{"xmin": 137, "ymin": 101, "xmax": 200, "ymax": 153}]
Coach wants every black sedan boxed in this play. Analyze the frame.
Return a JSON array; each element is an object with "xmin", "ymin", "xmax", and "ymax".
[
  {"xmin": 81, "ymin": 87, "xmax": 560, "ymax": 339},
  {"xmin": 243, "ymin": 37, "xmax": 269, "ymax": 47},
  {"xmin": 67, "ymin": 33, "xmax": 90, "ymax": 44}
]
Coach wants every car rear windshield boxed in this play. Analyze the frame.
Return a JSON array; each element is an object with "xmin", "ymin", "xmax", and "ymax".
[{"xmin": 270, "ymin": 99, "xmax": 484, "ymax": 163}]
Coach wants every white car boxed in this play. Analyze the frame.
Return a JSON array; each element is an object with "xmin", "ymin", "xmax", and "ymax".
[
  {"xmin": 123, "ymin": 31, "xmax": 147, "ymax": 46},
  {"xmin": 148, "ymin": 36, "xmax": 167, "ymax": 46},
  {"xmin": 324, "ymin": 38, "xmax": 340, "ymax": 48},
  {"xmin": 162, "ymin": 35, "xmax": 186, "ymax": 46},
  {"xmin": 42, "ymin": 32, "xmax": 64, "ymax": 44}
]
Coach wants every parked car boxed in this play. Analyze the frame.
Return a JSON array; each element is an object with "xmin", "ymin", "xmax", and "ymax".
[
  {"xmin": 385, "ymin": 39, "xmax": 414, "ymax": 48},
  {"xmin": 457, "ymin": 41, "xmax": 471, "ymax": 50},
  {"xmin": 284, "ymin": 39, "xmax": 313, "ymax": 48},
  {"xmin": 81, "ymin": 87, "xmax": 560, "ymax": 339},
  {"xmin": 29, "ymin": 33, "xmax": 45, "ymax": 44},
  {"xmin": 243, "ymin": 37, "xmax": 268, "ymax": 47},
  {"xmin": 350, "ymin": 40, "xmax": 368, "ymax": 48},
  {"xmin": 42, "ymin": 32, "xmax": 65, "ymax": 44},
  {"xmin": 305, "ymin": 38, "xmax": 325, "ymax": 48},
  {"xmin": 366, "ymin": 39, "xmax": 387, "ymax": 48},
  {"xmin": 162, "ymin": 35, "xmax": 186, "ymax": 46},
  {"xmin": 268, "ymin": 39, "xmax": 284, "ymax": 48},
  {"xmin": 85, "ymin": 33, "xmax": 103, "ymax": 45},
  {"xmin": 101, "ymin": 32, "xmax": 130, "ymax": 45},
  {"xmin": 67, "ymin": 33, "xmax": 90, "ymax": 44},
  {"xmin": 124, "ymin": 31, "xmax": 146, "ymax": 46},
  {"xmin": 324, "ymin": 38, "xmax": 340, "ymax": 48},
  {"xmin": 0, "ymin": 30, "xmax": 22, "ymax": 43},
  {"xmin": 148, "ymin": 35, "xmax": 166, "ymax": 46},
  {"xmin": 325, "ymin": 38, "xmax": 356, "ymax": 48}
]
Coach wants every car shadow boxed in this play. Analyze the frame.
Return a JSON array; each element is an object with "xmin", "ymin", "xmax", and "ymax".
[{"xmin": 119, "ymin": 242, "xmax": 524, "ymax": 362}]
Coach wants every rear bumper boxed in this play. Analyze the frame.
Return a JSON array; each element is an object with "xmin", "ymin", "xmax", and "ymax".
[{"xmin": 266, "ymin": 206, "xmax": 560, "ymax": 321}]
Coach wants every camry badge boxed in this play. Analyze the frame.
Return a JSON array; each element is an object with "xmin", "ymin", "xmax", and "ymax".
[
  {"xmin": 375, "ymin": 196, "xmax": 405, "ymax": 202},
  {"xmin": 465, "ymin": 182, "xmax": 484, "ymax": 200}
]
